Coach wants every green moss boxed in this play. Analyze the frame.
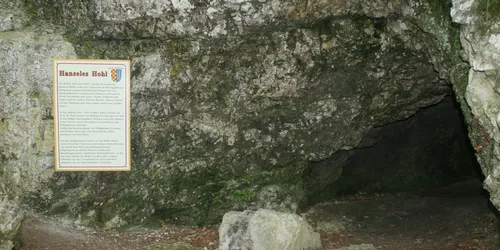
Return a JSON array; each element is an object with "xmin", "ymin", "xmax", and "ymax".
[
  {"xmin": 450, "ymin": 63, "xmax": 471, "ymax": 97},
  {"xmin": 260, "ymin": 101, "xmax": 300, "ymax": 124},
  {"xmin": 232, "ymin": 189, "xmax": 255, "ymax": 203},
  {"xmin": 448, "ymin": 25, "xmax": 463, "ymax": 62},
  {"xmin": 65, "ymin": 36, "xmax": 162, "ymax": 60},
  {"xmin": 163, "ymin": 39, "xmax": 192, "ymax": 59},
  {"xmin": 28, "ymin": 91, "xmax": 41, "ymax": 99},
  {"xmin": 26, "ymin": 3, "xmax": 38, "ymax": 15},
  {"xmin": 169, "ymin": 62, "xmax": 190, "ymax": 82},
  {"xmin": 475, "ymin": 0, "xmax": 500, "ymax": 22},
  {"xmin": 21, "ymin": 0, "xmax": 43, "ymax": 27},
  {"xmin": 22, "ymin": 0, "xmax": 64, "ymax": 23},
  {"xmin": 424, "ymin": 0, "xmax": 451, "ymax": 19},
  {"xmin": 472, "ymin": 0, "xmax": 500, "ymax": 34},
  {"xmin": 288, "ymin": 2, "xmax": 308, "ymax": 20}
]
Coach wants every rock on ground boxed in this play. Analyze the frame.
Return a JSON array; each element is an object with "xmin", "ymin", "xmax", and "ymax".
[{"xmin": 219, "ymin": 209, "xmax": 321, "ymax": 250}]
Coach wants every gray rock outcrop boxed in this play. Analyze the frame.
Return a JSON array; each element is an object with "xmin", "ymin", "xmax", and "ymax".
[
  {"xmin": 0, "ymin": 0, "xmax": 499, "ymax": 245},
  {"xmin": 16, "ymin": 0, "xmax": 457, "ymax": 228},
  {"xmin": 0, "ymin": 198, "xmax": 23, "ymax": 250},
  {"xmin": 219, "ymin": 209, "xmax": 321, "ymax": 250},
  {"xmin": 450, "ymin": 0, "xmax": 500, "ymax": 209},
  {"xmin": 0, "ymin": 1, "xmax": 77, "ymax": 248}
]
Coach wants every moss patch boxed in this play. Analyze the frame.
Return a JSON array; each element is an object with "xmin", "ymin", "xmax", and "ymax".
[
  {"xmin": 472, "ymin": 0, "xmax": 500, "ymax": 34},
  {"xmin": 475, "ymin": 0, "xmax": 500, "ymax": 22},
  {"xmin": 28, "ymin": 91, "xmax": 41, "ymax": 99}
]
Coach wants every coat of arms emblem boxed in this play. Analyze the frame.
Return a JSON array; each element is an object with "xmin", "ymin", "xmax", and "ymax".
[{"xmin": 111, "ymin": 68, "xmax": 122, "ymax": 82}]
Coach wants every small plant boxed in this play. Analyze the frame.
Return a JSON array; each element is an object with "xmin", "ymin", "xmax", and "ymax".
[{"xmin": 233, "ymin": 189, "xmax": 254, "ymax": 202}]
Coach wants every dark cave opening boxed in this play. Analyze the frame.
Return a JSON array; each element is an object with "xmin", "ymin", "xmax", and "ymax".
[
  {"xmin": 299, "ymin": 95, "xmax": 500, "ymax": 248},
  {"xmin": 302, "ymin": 94, "xmax": 487, "ymax": 207}
]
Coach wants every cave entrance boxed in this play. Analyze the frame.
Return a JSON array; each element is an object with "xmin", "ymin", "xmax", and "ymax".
[
  {"xmin": 305, "ymin": 95, "xmax": 484, "ymax": 203},
  {"xmin": 301, "ymin": 95, "xmax": 500, "ymax": 248}
]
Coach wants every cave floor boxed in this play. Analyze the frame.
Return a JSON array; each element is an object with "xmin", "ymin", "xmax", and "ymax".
[
  {"xmin": 304, "ymin": 178, "xmax": 500, "ymax": 250},
  {"xmin": 19, "ymin": 179, "xmax": 500, "ymax": 250}
]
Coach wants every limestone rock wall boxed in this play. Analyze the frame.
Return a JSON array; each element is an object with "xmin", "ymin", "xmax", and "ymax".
[
  {"xmin": 0, "ymin": 1, "xmax": 77, "ymax": 248},
  {"xmin": 0, "ymin": 0, "xmax": 477, "ymax": 235},
  {"xmin": 451, "ymin": 0, "xmax": 500, "ymax": 209}
]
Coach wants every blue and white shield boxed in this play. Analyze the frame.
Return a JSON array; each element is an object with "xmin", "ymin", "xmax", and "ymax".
[{"xmin": 115, "ymin": 68, "xmax": 122, "ymax": 82}]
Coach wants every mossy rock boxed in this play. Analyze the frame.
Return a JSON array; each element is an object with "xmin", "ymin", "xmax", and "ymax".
[{"xmin": 147, "ymin": 243, "xmax": 203, "ymax": 250}]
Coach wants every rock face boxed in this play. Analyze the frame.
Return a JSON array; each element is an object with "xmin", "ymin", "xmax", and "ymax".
[
  {"xmin": 0, "ymin": 1, "xmax": 77, "ymax": 248},
  {"xmin": 0, "ymin": 198, "xmax": 23, "ymax": 250},
  {"xmin": 0, "ymin": 0, "xmax": 498, "ymax": 239},
  {"xmin": 450, "ymin": 0, "xmax": 500, "ymax": 209},
  {"xmin": 16, "ymin": 0, "xmax": 460, "ymax": 228},
  {"xmin": 219, "ymin": 209, "xmax": 321, "ymax": 250}
]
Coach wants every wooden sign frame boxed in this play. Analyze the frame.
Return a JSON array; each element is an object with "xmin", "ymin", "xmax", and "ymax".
[{"xmin": 52, "ymin": 59, "xmax": 131, "ymax": 172}]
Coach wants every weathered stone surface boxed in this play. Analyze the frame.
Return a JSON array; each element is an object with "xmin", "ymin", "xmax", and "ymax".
[
  {"xmin": 25, "ymin": 0, "xmax": 395, "ymax": 40},
  {"xmin": 450, "ymin": 0, "xmax": 500, "ymax": 210},
  {"xmin": 219, "ymin": 209, "xmax": 321, "ymax": 250},
  {"xmin": 23, "ymin": 0, "xmax": 460, "ymax": 227},
  {"xmin": 0, "ymin": 2, "xmax": 77, "ymax": 247},
  {"xmin": 1, "ymin": 0, "xmax": 485, "ymax": 230},
  {"xmin": 451, "ymin": 0, "xmax": 476, "ymax": 25},
  {"xmin": 0, "ymin": 1, "xmax": 28, "ymax": 32},
  {"xmin": 0, "ymin": 29, "xmax": 76, "ymax": 195},
  {"xmin": 0, "ymin": 198, "xmax": 23, "ymax": 250}
]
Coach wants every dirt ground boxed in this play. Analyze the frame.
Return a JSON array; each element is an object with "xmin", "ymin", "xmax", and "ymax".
[
  {"xmin": 304, "ymin": 189, "xmax": 500, "ymax": 249},
  {"xmin": 18, "ymin": 179, "xmax": 500, "ymax": 250}
]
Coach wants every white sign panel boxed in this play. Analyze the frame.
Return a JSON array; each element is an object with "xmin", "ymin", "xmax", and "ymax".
[{"xmin": 52, "ymin": 59, "xmax": 131, "ymax": 171}]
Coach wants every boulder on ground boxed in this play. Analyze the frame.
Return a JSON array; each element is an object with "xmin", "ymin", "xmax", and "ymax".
[{"xmin": 219, "ymin": 209, "xmax": 321, "ymax": 250}]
